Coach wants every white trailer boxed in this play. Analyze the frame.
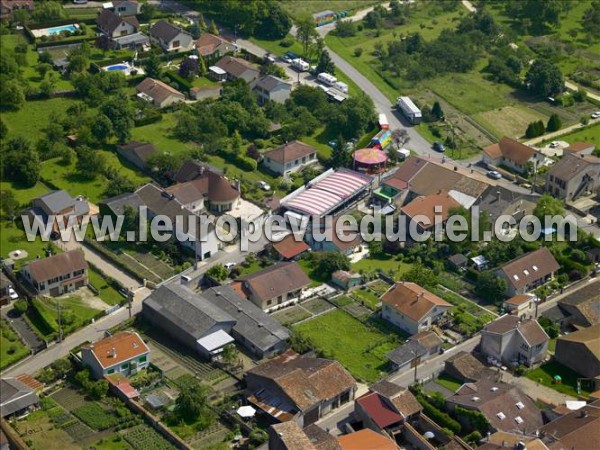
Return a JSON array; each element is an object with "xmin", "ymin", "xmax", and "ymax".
[
  {"xmin": 333, "ymin": 81, "xmax": 348, "ymax": 93},
  {"xmin": 291, "ymin": 58, "xmax": 309, "ymax": 72},
  {"xmin": 396, "ymin": 96, "xmax": 422, "ymax": 124},
  {"xmin": 317, "ymin": 72, "xmax": 337, "ymax": 86}
]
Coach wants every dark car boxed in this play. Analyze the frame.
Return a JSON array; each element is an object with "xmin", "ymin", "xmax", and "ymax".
[{"xmin": 433, "ymin": 142, "xmax": 445, "ymax": 152}]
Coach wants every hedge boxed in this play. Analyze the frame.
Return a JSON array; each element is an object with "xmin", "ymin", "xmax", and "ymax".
[
  {"xmin": 164, "ymin": 70, "xmax": 192, "ymax": 92},
  {"xmin": 83, "ymin": 237, "xmax": 145, "ymax": 283},
  {"xmin": 220, "ymin": 150, "xmax": 257, "ymax": 172},
  {"xmin": 416, "ymin": 394, "xmax": 461, "ymax": 434}
]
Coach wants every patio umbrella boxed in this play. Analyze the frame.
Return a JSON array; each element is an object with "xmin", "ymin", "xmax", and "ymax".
[
  {"xmin": 236, "ymin": 405, "xmax": 256, "ymax": 418},
  {"xmin": 424, "ymin": 431, "xmax": 435, "ymax": 439}
]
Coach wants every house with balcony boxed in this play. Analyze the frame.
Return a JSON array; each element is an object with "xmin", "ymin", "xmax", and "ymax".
[
  {"xmin": 381, "ymin": 282, "xmax": 451, "ymax": 335},
  {"xmin": 81, "ymin": 331, "xmax": 150, "ymax": 379},
  {"xmin": 20, "ymin": 250, "xmax": 88, "ymax": 297},
  {"xmin": 96, "ymin": 9, "xmax": 139, "ymax": 38}
]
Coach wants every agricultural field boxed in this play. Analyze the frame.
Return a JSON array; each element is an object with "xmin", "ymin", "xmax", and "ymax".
[
  {"xmin": 294, "ymin": 308, "xmax": 399, "ymax": 382},
  {"xmin": 0, "ymin": 319, "xmax": 30, "ymax": 370},
  {"xmin": 271, "ymin": 304, "xmax": 312, "ymax": 326},
  {"xmin": 279, "ymin": 0, "xmax": 379, "ymax": 20}
]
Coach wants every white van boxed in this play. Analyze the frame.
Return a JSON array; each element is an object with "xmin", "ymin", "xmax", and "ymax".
[
  {"xmin": 181, "ymin": 275, "xmax": 192, "ymax": 284},
  {"xmin": 317, "ymin": 72, "xmax": 337, "ymax": 86},
  {"xmin": 291, "ymin": 58, "xmax": 309, "ymax": 72},
  {"xmin": 333, "ymin": 81, "xmax": 348, "ymax": 93}
]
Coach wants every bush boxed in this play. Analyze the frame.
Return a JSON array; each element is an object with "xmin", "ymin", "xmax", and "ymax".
[
  {"xmin": 279, "ymin": 36, "xmax": 294, "ymax": 48},
  {"xmin": 354, "ymin": 47, "xmax": 363, "ymax": 57},
  {"xmin": 13, "ymin": 299, "xmax": 28, "ymax": 315},
  {"xmin": 416, "ymin": 394, "xmax": 461, "ymax": 434},
  {"xmin": 514, "ymin": 364, "xmax": 528, "ymax": 376}
]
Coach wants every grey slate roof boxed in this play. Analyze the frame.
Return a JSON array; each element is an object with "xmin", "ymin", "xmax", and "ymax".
[
  {"xmin": 202, "ymin": 286, "xmax": 290, "ymax": 352},
  {"xmin": 101, "ymin": 192, "xmax": 143, "ymax": 216},
  {"xmin": 37, "ymin": 190, "xmax": 74, "ymax": 213},
  {"xmin": 254, "ymin": 74, "xmax": 290, "ymax": 93},
  {"xmin": 149, "ymin": 20, "xmax": 185, "ymax": 42},
  {"xmin": 0, "ymin": 378, "xmax": 39, "ymax": 418},
  {"xmin": 387, "ymin": 340, "xmax": 427, "ymax": 367},
  {"xmin": 476, "ymin": 185, "xmax": 538, "ymax": 223},
  {"xmin": 143, "ymin": 284, "xmax": 235, "ymax": 339}
]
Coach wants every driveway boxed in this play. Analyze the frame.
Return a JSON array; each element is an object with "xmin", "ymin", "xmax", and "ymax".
[{"xmin": 2, "ymin": 308, "xmax": 44, "ymax": 352}]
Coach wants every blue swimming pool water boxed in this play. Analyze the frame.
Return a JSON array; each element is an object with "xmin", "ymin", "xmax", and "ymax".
[
  {"xmin": 106, "ymin": 64, "xmax": 129, "ymax": 71},
  {"xmin": 47, "ymin": 24, "xmax": 78, "ymax": 35}
]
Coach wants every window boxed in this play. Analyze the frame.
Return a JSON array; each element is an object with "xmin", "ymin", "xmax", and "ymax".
[
  {"xmin": 172, "ymin": 40, "xmax": 180, "ymax": 48},
  {"xmin": 139, "ymin": 355, "xmax": 147, "ymax": 363},
  {"xmin": 107, "ymin": 368, "xmax": 115, "ymax": 374},
  {"xmin": 121, "ymin": 363, "xmax": 128, "ymax": 370}
]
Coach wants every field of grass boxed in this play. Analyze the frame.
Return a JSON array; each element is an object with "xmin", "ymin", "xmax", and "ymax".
[
  {"xmin": 527, "ymin": 360, "xmax": 593, "ymax": 398},
  {"xmin": 294, "ymin": 308, "xmax": 397, "ymax": 382},
  {"xmin": 352, "ymin": 253, "xmax": 413, "ymax": 278},
  {"xmin": 0, "ymin": 220, "xmax": 56, "ymax": 268},
  {"xmin": 297, "ymin": 258, "xmax": 328, "ymax": 287},
  {"xmin": 543, "ymin": 123, "xmax": 600, "ymax": 147},
  {"xmin": 279, "ymin": 0, "xmax": 379, "ymax": 20},
  {"xmin": 2, "ymin": 97, "xmax": 83, "ymax": 141},
  {"xmin": 29, "ymin": 296, "xmax": 101, "ymax": 337},
  {"xmin": 0, "ymin": 180, "xmax": 50, "ymax": 207},
  {"xmin": 40, "ymin": 153, "xmax": 149, "ymax": 204},
  {"xmin": 0, "ymin": 319, "xmax": 30, "ymax": 370},
  {"xmin": 435, "ymin": 373, "xmax": 463, "ymax": 393},
  {"xmin": 88, "ymin": 266, "xmax": 124, "ymax": 306},
  {"xmin": 350, "ymin": 286, "xmax": 381, "ymax": 310}
]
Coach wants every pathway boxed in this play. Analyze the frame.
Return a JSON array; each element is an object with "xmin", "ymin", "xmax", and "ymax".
[{"xmin": 565, "ymin": 80, "xmax": 600, "ymax": 103}]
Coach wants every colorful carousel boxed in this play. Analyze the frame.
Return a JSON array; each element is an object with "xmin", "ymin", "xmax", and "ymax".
[{"xmin": 353, "ymin": 147, "xmax": 388, "ymax": 174}]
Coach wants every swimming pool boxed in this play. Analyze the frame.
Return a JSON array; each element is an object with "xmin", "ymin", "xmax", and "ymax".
[
  {"xmin": 106, "ymin": 64, "xmax": 129, "ymax": 71},
  {"xmin": 47, "ymin": 24, "xmax": 79, "ymax": 35}
]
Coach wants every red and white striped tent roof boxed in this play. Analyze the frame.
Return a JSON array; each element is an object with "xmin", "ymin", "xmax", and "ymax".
[{"xmin": 283, "ymin": 170, "xmax": 371, "ymax": 216}]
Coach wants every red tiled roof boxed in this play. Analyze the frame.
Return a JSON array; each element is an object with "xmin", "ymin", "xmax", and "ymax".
[
  {"xmin": 272, "ymin": 234, "xmax": 310, "ymax": 260},
  {"xmin": 83, "ymin": 331, "xmax": 149, "ymax": 369},
  {"xmin": 381, "ymin": 282, "xmax": 451, "ymax": 322},
  {"xmin": 356, "ymin": 392, "xmax": 402, "ymax": 428}
]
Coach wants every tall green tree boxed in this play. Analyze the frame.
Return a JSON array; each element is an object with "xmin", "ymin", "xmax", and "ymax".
[
  {"xmin": 0, "ymin": 189, "xmax": 20, "ymax": 218},
  {"xmin": 525, "ymin": 59, "xmax": 564, "ymax": 97},
  {"xmin": 175, "ymin": 382, "xmax": 211, "ymax": 420},
  {"xmin": 546, "ymin": 113, "xmax": 562, "ymax": 132},
  {"xmin": 475, "ymin": 271, "xmax": 507, "ymax": 302},
  {"xmin": 316, "ymin": 50, "xmax": 335, "ymax": 75},
  {"xmin": 2, "ymin": 137, "xmax": 40, "ymax": 187},
  {"xmin": 100, "ymin": 94, "xmax": 134, "ymax": 143},
  {"xmin": 141, "ymin": 52, "xmax": 161, "ymax": 79},
  {"xmin": 533, "ymin": 194, "xmax": 565, "ymax": 221},
  {"xmin": 296, "ymin": 16, "xmax": 318, "ymax": 59}
]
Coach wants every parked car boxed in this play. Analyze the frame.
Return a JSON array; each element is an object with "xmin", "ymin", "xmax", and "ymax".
[
  {"xmin": 224, "ymin": 262, "xmax": 236, "ymax": 270},
  {"xmin": 487, "ymin": 170, "xmax": 502, "ymax": 180},
  {"xmin": 8, "ymin": 288, "xmax": 18, "ymax": 300},
  {"xmin": 328, "ymin": 140, "xmax": 338, "ymax": 148},
  {"xmin": 258, "ymin": 181, "xmax": 271, "ymax": 191},
  {"xmin": 433, "ymin": 142, "xmax": 445, "ymax": 152},
  {"xmin": 281, "ymin": 55, "xmax": 292, "ymax": 63},
  {"xmin": 549, "ymin": 141, "xmax": 560, "ymax": 148},
  {"xmin": 592, "ymin": 111, "xmax": 600, "ymax": 119}
]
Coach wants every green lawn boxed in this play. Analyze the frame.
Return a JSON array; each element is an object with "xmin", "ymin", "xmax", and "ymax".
[
  {"xmin": 40, "ymin": 153, "xmax": 149, "ymax": 204},
  {"xmin": 29, "ymin": 296, "xmax": 101, "ymax": 337},
  {"xmin": 0, "ymin": 220, "xmax": 56, "ymax": 268},
  {"xmin": 297, "ymin": 259, "xmax": 327, "ymax": 288},
  {"xmin": 526, "ymin": 360, "xmax": 593, "ymax": 398},
  {"xmin": 542, "ymin": 123, "xmax": 600, "ymax": 147},
  {"xmin": 350, "ymin": 287, "xmax": 381, "ymax": 310},
  {"xmin": 0, "ymin": 181, "xmax": 50, "ymax": 206},
  {"xmin": 435, "ymin": 373, "xmax": 463, "ymax": 393},
  {"xmin": 2, "ymin": 97, "xmax": 83, "ymax": 141},
  {"xmin": 294, "ymin": 309, "xmax": 398, "ymax": 382},
  {"xmin": 0, "ymin": 319, "xmax": 30, "ymax": 370},
  {"xmin": 88, "ymin": 267, "xmax": 124, "ymax": 306},
  {"xmin": 352, "ymin": 253, "xmax": 413, "ymax": 278}
]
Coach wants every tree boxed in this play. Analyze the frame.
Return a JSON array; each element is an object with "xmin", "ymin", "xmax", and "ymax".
[
  {"xmin": 0, "ymin": 189, "xmax": 19, "ymax": 218},
  {"xmin": 175, "ymin": 382, "xmax": 211, "ymax": 420},
  {"xmin": 2, "ymin": 137, "xmax": 40, "ymax": 187},
  {"xmin": 583, "ymin": 1, "xmax": 600, "ymax": 38},
  {"xmin": 230, "ymin": 130, "xmax": 242, "ymax": 155},
  {"xmin": 0, "ymin": 119, "xmax": 7, "ymax": 139},
  {"xmin": 525, "ymin": 60, "xmax": 564, "ymax": 97},
  {"xmin": 289, "ymin": 328, "xmax": 314, "ymax": 354},
  {"xmin": 91, "ymin": 113, "xmax": 113, "ymax": 144},
  {"xmin": 316, "ymin": 252, "xmax": 351, "ymax": 278},
  {"xmin": 67, "ymin": 53, "xmax": 88, "ymax": 74},
  {"xmin": 147, "ymin": 152, "xmax": 181, "ymax": 182},
  {"xmin": 335, "ymin": 20, "xmax": 356, "ymax": 37},
  {"xmin": 76, "ymin": 147, "xmax": 106, "ymax": 179},
  {"xmin": 190, "ymin": 21, "xmax": 202, "ymax": 39},
  {"xmin": 0, "ymin": 79, "xmax": 25, "ymax": 110},
  {"xmin": 546, "ymin": 113, "xmax": 562, "ymax": 132},
  {"xmin": 198, "ymin": 54, "xmax": 208, "ymax": 76},
  {"xmin": 255, "ymin": 3, "xmax": 292, "ymax": 39},
  {"xmin": 404, "ymin": 265, "xmax": 438, "ymax": 289},
  {"xmin": 11, "ymin": 8, "xmax": 30, "ymax": 25},
  {"xmin": 329, "ymin": 135, "xmax": 351, "ymax": 169},
  {"xmin": 179, "ymin": 57, "xmax": 199, "ymax": 80},
  {"xmin": 475, "ymin": 271, "xmax": 507, "ymax": 302},
  {"xmin": 316, "ymin": 50, "xmax": 335, "ymax": 75},
  {"xmin": 141, "ymin": 52, "xmax": 161, "ymax": 79},
  {"xmin": 100, "ymin": 94, "xmax": 134, "ymax": 143},
  {"xmin": 525, "ymin": 120, "xmax": 545, "ymax": 138},
  {"xmin": 534, "ymin": 194, "xmax": 565, "ymax": 220},
  {"xmin": 206, "ymin": 264, "xmax": 228, "ymax": 282},
  {"xmin": 538, "ymin": 316, "xmax": 559, "ymax": 339},
  {"xmin": 198, "ymin": 12, "xmax": 207, "ymax": 30},
  {"xmin": 96, "ymin": 34, "xmax": 111, "ymax": 52},
  {"xmin": 104, "ymin": 174, "xmax": 136, "ymax": 198},
  {"xmin": 209, "ymin": 19, "xmax": 219, "ymax": 35},
  {"xmin": 139, "ymin": 3, "xmax": 157, "ymax": 21},
  {"xmin": 296, "ymin": 16, "xmax": 318, "ymax": 59},
  {"xmin": 221, "ymin": 344, "xmax": 239, "ymax": 365},
  {"xmin": 431, "ymin": 101, "xmax": 444, "ymax": 121},
  {"xmin": 35, "ymin": 63, "xmax": 52, "ymax": 79}
]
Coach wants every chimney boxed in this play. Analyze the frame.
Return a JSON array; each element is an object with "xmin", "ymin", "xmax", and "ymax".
[
  {"xmin": 109, "ymin": 347, "xmax": 117, "ymax": 358},
  {"xmin": 496, "ymin": 190, "xmax": 501, "ymax": 200},
  {"xmin": 200, "ymin": 166, "xmax": 205, "ymax": 176},
  {"xmin": 236, "ymin": 179, "xmax": 241, "ymax": 191}
]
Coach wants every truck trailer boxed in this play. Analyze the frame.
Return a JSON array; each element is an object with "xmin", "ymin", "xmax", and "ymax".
[
  {"xmin": 396, "ymin": 96, "xmax": 422, "ymax": 124},
  {"xmin": 317, "ymin": 72, "xmax": 337, "ymax": 86},
  {"xmin": 291, "ymin": 58, "xmax": 309, "ymax": 72}
]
